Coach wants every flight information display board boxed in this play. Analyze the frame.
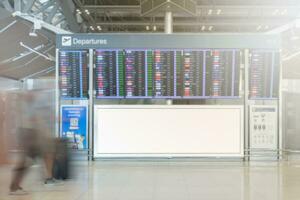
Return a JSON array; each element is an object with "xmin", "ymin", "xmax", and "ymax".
[
  {"xmin": 124, "ymin": 50, "xmax": 146, "ymax": 97},
  {"xmin": 59, "ymin": 50, "xmax": 88, "ymax": 99},
  {"xmin": 180, "ymin": 50, "xmax": 205, "ymax": 97},
  {"xmin": 205, "ymin": 50, "xmax": 240, "ymax": 97},
  {"xmin": 249, "ymin": 50, "xmax": 280, "ymax": 99},
  {"xmin": 95, "ymin": 50, "xmax": 119, "ymax": 98},
  {"xmin": 176, "ymin": 49, "xmax": 240, "ymax": 98},
  {"xmin": 176, "ymin": 50, "xmax": 206, "ymax": 97},
  {"xmin": 94, "ymin": 49, "xmax": 241, "ymax": 99},
  {"xmin": 151, "ymin": 50, "xmax": 175, "ymax": 97}
]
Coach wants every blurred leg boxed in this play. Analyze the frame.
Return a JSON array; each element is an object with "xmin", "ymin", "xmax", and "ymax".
[
  {"xmin": 10, "ymin": 154, "xmax": 28, "ymax": 191},
  {"xmin": 43, "ymin": 153, "xmax": 54, "ymax": 179}
]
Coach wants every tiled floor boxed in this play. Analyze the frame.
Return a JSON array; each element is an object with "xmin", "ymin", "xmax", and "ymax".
[{"xmin": 1, "ymin": 160, "xmax": 300, "ymax": 200}]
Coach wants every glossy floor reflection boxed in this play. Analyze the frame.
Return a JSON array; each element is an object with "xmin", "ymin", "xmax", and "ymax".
[{"xmin": 0, "ymin": 160, "xmax": 300, "ymax": 200}]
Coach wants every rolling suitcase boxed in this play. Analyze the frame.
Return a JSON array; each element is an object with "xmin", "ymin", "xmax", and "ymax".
[{"xmin": 52, "ymin": 138, "xmax": 70, "ymax": 180}]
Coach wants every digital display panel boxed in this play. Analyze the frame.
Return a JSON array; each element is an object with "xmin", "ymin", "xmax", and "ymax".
[
  {"xmin": 205, "ymin": 50, "xmax": 240, "ymax": 98},
  {"xmin": 59, "ymin": 50, "xmax": 88, "ymax": 99},
  {"xmin": 249, "ymin": 50, "xmax": 280, "ymax": 99},
  {"xmin": 151, "ymin": 50, "xmax": 175, "ymax": 97},
  {"xmin": 124, "ymin": 50, "xmax": 146, "ymax": 97},
  {"xmin": 176, "ymin": 50, "xmax": 205, "ymax": 97},
  {"xmin": 94, "ymin": 49, "xmax": 241, "ymax": 99}
]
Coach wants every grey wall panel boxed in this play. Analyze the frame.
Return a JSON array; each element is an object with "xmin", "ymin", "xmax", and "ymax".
[{"xmin": 283, "ymin": 92, "xmax": 300, "ymax": 150}]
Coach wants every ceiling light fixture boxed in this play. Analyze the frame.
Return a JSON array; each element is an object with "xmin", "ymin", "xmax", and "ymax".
[
  {"xmin": 217, "ymin": 9, "xmax": 222, "ymax": 15},
  {"xmin": 153, "ymin": 25, "xmax": 157, "ymax": 31},
  {"xmin": 201, "ymin": 25, "xmax": 206, "ymax": 31},
  {"xmin": 146, "ymin": 25, "xmax": 150, "ymax": 31},
  {"xmin": 208, "ymin": 9, "xmax": 213, "ymax": 15},
  {"xmin": 208, "ymin": 26, "xmax": 213, "ymax": 31},
  {"xmin": 76, "ymin": 9, "xmax": 82, "ymax": 15},
  {"xmin": 97, "ymin": 26, "xmax": 102, "ymax": 31}
]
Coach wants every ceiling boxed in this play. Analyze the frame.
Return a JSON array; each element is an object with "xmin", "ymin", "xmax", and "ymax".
[
  {"xmin": 74, "ymin": 0, "xmax": 300, "ymax": 79},
  {"xmin": 75, "ymin": 0, "xmax": 300, "ymax": 33},
  {"xmin": 0, "ymin": 8, "xmax": 55, "ymax": 80},
  {"xmin": 1, "ymin": 0, "xmax": 300, "ymax": 80}
]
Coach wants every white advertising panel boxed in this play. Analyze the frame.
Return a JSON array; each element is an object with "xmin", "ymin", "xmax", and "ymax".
[{"xmin": 94, "ymin": 105, "xmax": 244, "ymax": 158}]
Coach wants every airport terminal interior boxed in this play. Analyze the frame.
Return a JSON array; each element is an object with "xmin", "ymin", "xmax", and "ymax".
[{"xmin": 1, "ymin": 0, "xmax": 300, "ymax": 199}]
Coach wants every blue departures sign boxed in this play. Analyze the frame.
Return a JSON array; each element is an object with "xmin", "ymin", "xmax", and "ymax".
[{"xmin": 61, "ymin": 106, "xmax": 88, "ymax": 149}]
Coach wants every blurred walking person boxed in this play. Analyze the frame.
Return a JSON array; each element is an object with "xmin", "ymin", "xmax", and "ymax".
[{"xmin": 9, "ymin": 90, "xmax": 56, "ymax": 195}]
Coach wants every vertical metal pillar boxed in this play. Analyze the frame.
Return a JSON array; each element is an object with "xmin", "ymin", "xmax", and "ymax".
[
  {"xmin": 55, "ymin": 49, "xmax": 60, "ymax": 137},
  {"xmin": 88, "ymin": 49, "xmax": 94, "ymax": 161},
  {"xmin": 164, "ymin": 11, "xmax": 173, "ymax": 34},
  {"xmin": 165, "ymin": 10, "xmax": 173, "ymax": 105},
  {"xmin": 244, "ymin": 49, "xmax": 250, "ymax": 161},
  {"xmin": 278, "ymin": 52, "xmax": 283, "ymax": 159},
  {"xmin": 278, "ymin": 49, "xmax": 284, "ymax": 198}
]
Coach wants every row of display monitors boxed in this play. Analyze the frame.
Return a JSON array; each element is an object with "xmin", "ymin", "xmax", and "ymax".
[{"xmin": 59, "ymin": 49, "xmax": 279, "ymax": 99}]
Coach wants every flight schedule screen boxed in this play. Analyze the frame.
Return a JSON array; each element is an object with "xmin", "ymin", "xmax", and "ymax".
[
  {"xmin": 151, "ymin": 50, "xmax": 175, "ymax": 97},
  {"xmin": 249, "ymin": 50, "xmax": 280, "ymax": 99},
  {"xmin": 95, "ymin": 50, "xmax": 118, "ymax": 98},
  {"xmin": 124, "ymin": 50, "xmax": 146, "ymax": 97},
  {"xmin": 59, "ymin": 50, "xmax": 88, "ymax": 99},
  {"xmin": 176, "ymin": 50, "xmax": 205, "ymax": 97},
  {"xmin": 205, "ymin": 50, "xmax": 240, "ymax": 97},
  {"xmin": 94, "ymin": 49, "xmax": 241, "ymax": 99}
]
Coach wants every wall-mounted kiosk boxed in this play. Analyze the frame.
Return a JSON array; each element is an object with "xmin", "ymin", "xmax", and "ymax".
[{"xmin": 55, "ymin": 34, "xmax": 281, "ymax": 159}]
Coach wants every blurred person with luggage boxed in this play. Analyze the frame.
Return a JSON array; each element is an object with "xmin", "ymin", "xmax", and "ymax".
[{"xmin": 9, "ymin": 89, "xmax": 58, "ymax": 195}]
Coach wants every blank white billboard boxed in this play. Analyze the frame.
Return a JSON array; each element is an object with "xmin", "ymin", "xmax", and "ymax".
[{"xmin": 94, "ymin": 105, "xmax": 243, "ymax": 158}]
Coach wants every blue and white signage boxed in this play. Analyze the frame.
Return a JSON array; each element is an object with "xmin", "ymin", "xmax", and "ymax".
[{"xmin": 61, "ymin": 105, "xmax": 88, "ymax": 149}]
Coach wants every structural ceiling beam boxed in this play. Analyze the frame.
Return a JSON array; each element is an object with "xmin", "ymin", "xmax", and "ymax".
[
  {"xmin": 33, "ymin": 1, "xmax": 55, "ymax": 15},
  {"xmin": 14, "ymin": 12, "xmax": 71, "ymax": 34},
  {"xmin": 55, "ymin": 0, "xmax": 80, "ymax": 32},
  {"xmin": 45, "ymin": 2, "xmax": 59, "ymax": 23},
  {"xmin": 23, "ymin": 0, "xmax": 36, "ymax": 13},
  {"xmin": 1, "ymin": 0, "xmax": 13, "ymax": 12},
  {"xmin": 14, "ymin": 0, "xmax": 21, "ymax": 12},
  {"xmin": 83, "ymin": 5, "xmax": 300, "ymax": 13},
  {"xmin": 95, "ymin": 19, "xmax": 289, "ymax": 26}
]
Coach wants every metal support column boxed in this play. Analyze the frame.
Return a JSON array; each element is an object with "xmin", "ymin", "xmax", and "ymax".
[
  {"xmin": 88, "ymin": 49, "xmax": 94, "ymax": 161},
  {"xmin": 55, "ymin": 49, "xmax": 60, "ymax": 137},
  {"xmin": 278, "ymin": 52, "xmax": 283, "ymax": 159},
  {"xmin": 244, "ymin": 49, "xmax": 250, "ymax": 161},
  {"xmin": 165, "ymin": 10, "xmax": 173, "ymax": 105},
  {"xmin": 164, "ymin": 11, "xmax": 173, "ymax": 34}
]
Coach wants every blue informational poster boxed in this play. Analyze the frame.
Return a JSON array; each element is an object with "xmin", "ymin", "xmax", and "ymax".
[{"xmin": 61, "ymin": 106, "xmax": 88, "ymax": 149}]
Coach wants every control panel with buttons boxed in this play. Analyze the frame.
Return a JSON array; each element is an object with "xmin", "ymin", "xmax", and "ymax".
[{"xmin": 250, "ymin": 105, "xmax": 278, "ymax": 149}]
